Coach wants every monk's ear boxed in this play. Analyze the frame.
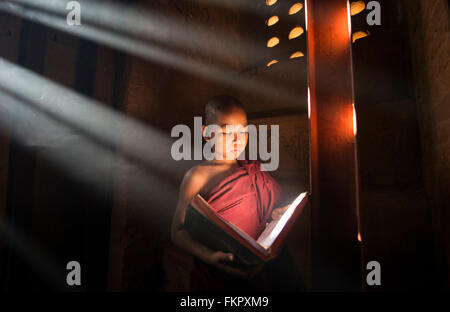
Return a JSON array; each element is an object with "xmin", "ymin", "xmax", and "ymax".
[{"xmin": 202, "ymin": 125, "xmax": 210, "ymax": 142}]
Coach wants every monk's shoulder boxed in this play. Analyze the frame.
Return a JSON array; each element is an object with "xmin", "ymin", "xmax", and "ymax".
[{"xmin": 181, "ymin": 163, "xmax": 210, "ymax": 190}]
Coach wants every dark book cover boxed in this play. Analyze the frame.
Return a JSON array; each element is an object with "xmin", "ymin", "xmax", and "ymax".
[{"xmin": 183, "ymin": 192, "xmax": 309, "ymax": 269}]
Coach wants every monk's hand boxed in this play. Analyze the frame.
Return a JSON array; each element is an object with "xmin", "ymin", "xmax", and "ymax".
[
  {"xmin": 208, "ymin": 251, "xmax": 264, "ymax": 280},
  {"xmin": 271, "ymin": 204, "xmax": 290, "ymax": 221}
]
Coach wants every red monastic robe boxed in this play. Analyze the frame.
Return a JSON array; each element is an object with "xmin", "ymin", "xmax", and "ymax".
[
  {"xmin": 205, "ymin": 159, "xmax": 284, "ymax": 239},
  {"xmin": 189, "ymin": 159, "xmax": 284, "ymax": 291}
]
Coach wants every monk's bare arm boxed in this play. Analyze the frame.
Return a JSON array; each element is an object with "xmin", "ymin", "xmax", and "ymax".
[{"xmin": 170, "ymin": 167, "xmax": 215, "ymax": 264}]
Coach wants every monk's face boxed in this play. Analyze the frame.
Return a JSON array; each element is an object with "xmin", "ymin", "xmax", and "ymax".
[{"xmin": 203, "ymin": 108, "xmax": 248, "ymax": 160}]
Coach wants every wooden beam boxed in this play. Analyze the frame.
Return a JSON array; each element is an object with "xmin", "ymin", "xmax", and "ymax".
[{"xmin": 306, "ymin": 0, "xmax": 362, "ymax": 291}]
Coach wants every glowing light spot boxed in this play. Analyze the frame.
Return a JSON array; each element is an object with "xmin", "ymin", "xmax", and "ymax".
[
  {"xmin": 307, "ymin": 87, "xmax": 311, "ymax": 119},
  {"xmin": 350, "ymin": 1, "xmax": 365, "ymax": 16},
  {"xmin": 290, "ymin": 51, "xmax": 304, "ymax": 59},
  {"xmin": 357, "ymin": 232, "xmax": 362, "ymax": 242},
  {"xmin": 266, "ymin": 0, "xmax": 277, "ymax": 6},
  {"xmin": 267, "ymin": 59, "xmax": 278, "ymax": 67},
  {"xmin": 288, "ymin": 26, "xmax": 304, "ymax": 40},
  {"xmin": 347, "ymin": 0, "xmax": 352, "ymax": 38},
  {"xmin": 266, "ymin": 16, "xmax": 279, "ymax": 26},
  {"xmin": 352, "ymin": 30, "xmax": 369, "ymax": 43},
  {"xmin": 267, "ymin": 37, "xmax": 279, "ymax": 47},
  {"xmin": 304, "ymin": 0, "xmax": 308, "ymax": 31},
  {"xmin": 289, "ymin": 3, "xmax": 303, "ymax": 15},
  {"xmin": 352, "ymin": 103, "xmax": 357, "ymax": 136}
]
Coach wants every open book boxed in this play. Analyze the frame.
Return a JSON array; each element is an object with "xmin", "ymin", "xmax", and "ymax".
[{"xmin": 183, "ymin": 191, "xmax": 309, "ymax": 268}]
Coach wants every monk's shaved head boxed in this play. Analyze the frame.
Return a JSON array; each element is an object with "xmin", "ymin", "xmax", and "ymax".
[{"xmin": 204, "ymin": 95, "xmax": 246, "ymax": 126}]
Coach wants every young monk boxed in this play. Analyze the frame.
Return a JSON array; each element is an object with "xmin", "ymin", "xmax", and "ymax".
[{"xmin": 170, "ymin": 95, "xmax": 290, "ymax": 290}]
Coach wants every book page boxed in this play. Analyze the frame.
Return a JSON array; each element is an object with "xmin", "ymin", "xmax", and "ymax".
[
  {"xmin": 218, "ymin": 215, "xmax": 269, "ymax": 254},
  {"xmin": 256, "ymin": 192, "xmax": 308, "ymax": 249}
]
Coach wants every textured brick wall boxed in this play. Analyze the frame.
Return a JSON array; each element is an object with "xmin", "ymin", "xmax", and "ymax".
[{"xmin": 403, "ymin": 0, "xmax": 450, "ymax": 288}]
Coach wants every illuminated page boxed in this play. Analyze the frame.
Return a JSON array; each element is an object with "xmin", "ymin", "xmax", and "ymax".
[{"xmin": 256, "ymin": 192, "xmax": 308, "ymax": 249}]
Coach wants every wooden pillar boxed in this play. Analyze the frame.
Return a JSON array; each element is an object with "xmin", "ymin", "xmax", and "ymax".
[{"xmin": 306, "ymin": 0, "xmax": 362, "ymax": 291}]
